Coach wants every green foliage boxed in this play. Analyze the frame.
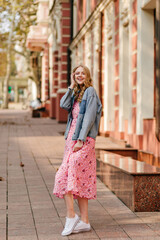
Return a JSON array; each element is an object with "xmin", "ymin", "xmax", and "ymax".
[{"xmin": 0, "ymin": 0, "xmax": 38, "ymax": 74}]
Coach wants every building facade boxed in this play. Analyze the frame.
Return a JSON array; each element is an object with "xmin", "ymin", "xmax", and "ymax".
[
  {"xmin": 26, "ymin": 0, "xmax": 160, "ymax": 163},
  {"xmin": 26, "ymin": 0, "xmax": 71, "ymax": 122},
  {"xmin": 70, "ymin": 0, "xmax": 160, "ymax": 164}
]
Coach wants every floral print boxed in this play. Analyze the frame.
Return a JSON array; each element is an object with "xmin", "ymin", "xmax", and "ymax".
[{"xmin": 53, "ymin": 101, "xmax": 96, "ymax": 199}]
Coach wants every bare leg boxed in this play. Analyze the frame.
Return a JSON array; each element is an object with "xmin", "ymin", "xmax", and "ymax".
[
  {"xmin": 64, "ymin": 192, "xmax": 75, "ymax": 218},
  {"xmin": 77, "ymin": 197, "xmax": 89, "ymax": 223}
]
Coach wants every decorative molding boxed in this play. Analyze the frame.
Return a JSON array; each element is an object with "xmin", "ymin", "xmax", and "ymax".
[
  {"xmin": 120, "ymin": 0, "xmax": 129, "ymax": 27},
  {"xmin": 93, "ymin": 15, "xmax": 101, "ymax": 51},
  {"xmin": 85, "ymin": 32, "xmax": 92, "ymax": 59},
  {"xmin": 73, "ymin": 0, "xmax": 77, "ymax": 6},
  {"xmin": 141, "ymin": 0, "xmax": 156, "ymax": 9},
  {"xmin": 70, "ymin": 49, "xmax": 76, "ymax": 69},
  {"xmin": 49, "ymin": 0, "xmax": 54, "ymax": 11},
  {"xmin": 50, "ymin": 0, "xmax": 62, "ymax": 45},
  {"xmin": 105, "ymin": 1, "xmax": 114, "ymax": 40},
  {"xmin": 77, "ymin": 41, "xmax": 83, "ymax": 64},
  {"xmin": 50, "ymin": 93, "xmax": 57, "ymax": 97},
  {"xmin": 57, "ymin": 88, "xmax": 68, "ymax": 93},
  {"xmin": 84, "ymin": 31, "xmax": 92, "ymax": 69}
]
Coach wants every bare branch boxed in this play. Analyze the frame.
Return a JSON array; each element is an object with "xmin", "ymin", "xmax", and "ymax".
[{"xmin": 12, "ymin": 48, "xmax": 26, "ymax": 57}]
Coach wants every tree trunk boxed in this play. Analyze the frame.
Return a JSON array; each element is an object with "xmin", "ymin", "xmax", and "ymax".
[{"xmin": 3, "ymin": 1, "xmax": 16, "ymax": 109}]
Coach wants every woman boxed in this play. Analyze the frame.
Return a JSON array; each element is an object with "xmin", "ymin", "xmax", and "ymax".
[{"xmin": 53, "ymin": 65, "xmax": 102, "ymax": 236}]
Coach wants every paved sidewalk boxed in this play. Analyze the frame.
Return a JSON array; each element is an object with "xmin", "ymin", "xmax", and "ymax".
[{"xmin": 0, "ymin": 109, "xmax": 160, "ymax": 240}]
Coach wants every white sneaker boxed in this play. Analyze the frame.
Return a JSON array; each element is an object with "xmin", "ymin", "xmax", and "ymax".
[
  {"xmin": 61, "ymin": 214, "xmax": 79, "ymax": 236},
  {"xmin": 72, "ymin": 220, "xmax": 91, "ymax": 233}
]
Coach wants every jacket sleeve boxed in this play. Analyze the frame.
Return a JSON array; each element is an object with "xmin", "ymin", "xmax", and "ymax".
[
  {"xmin": 78, "ymin": 95, "xmax": 97, "ymax": 142},
  {"xmin": 60, "ymin": 89, "xmax": 73, "ymax": 111}
]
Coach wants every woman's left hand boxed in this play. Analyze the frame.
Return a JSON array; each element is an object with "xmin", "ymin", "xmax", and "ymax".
[{"xmin": 73, "ymin": 140, "xmax": 83, "ymax": 152}]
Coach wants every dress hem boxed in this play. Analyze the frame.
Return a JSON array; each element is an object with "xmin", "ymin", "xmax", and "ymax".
[{"xmin": 53, "ymin": 189, "xmax": 96, "ymax": 200}]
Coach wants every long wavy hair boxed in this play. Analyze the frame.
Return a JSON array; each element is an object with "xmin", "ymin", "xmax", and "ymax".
[{"xmin": 72, "ymin": 65, "xmax": 93, "ymax": 102}]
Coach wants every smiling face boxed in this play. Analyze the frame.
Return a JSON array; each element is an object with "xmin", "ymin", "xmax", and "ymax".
[{"xmin": 74, "ymin": 66, "xmax": 87, "ymax": 86}]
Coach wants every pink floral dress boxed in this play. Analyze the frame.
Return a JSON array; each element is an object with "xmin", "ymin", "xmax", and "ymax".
[{"xmin": 53, "ymin": 101, "xmax": 96, "ymax": 199}]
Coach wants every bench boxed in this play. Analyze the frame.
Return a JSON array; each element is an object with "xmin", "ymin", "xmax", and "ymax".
[{"xmin": 96, "ymin": 150, "xmax": 160, "ymax": 212}]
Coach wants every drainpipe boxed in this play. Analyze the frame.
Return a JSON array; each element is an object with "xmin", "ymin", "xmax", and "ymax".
[
  {"xmin": 156, "ymin": 0, "xmax": 160, "ymax": 141},
  {"xmin": 99, "ymin": 12, "xmax": 103, "ymax": 106},
  {"xmin": 67, "ymin": 0, "xmax": 74, "ymax": 86}
]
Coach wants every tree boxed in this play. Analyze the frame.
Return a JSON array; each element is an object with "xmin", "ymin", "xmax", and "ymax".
[
  {"xmin": 0, "ymin": 51, "xmax": 7, "ymax": 77},
  {"xmin": 2, "ymin": 1, "xmax": 16, "ymax": 108},
  {"xmin": 0, "ymin": 0, "xmax": 37, "ymax": 108}
]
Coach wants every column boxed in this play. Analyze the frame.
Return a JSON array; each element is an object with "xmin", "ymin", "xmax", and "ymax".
[
  {"xmin": 137, "ymin": 0, "xmax": 154, "ymax": 135},
  {"xmin": 119, "ymin": 0, "xmax": 130, "ymax": 138},
  {"xmin": 41, "ymin": 44, "xmax": 49, "ymax": 102},
  {"xmin": 56, "ymin": 1, "xmax": 71, "ymax": 122},
  {"xmin": 93, "ymin": 16, "xmax": 101, "ymax": 96},
  {"xmin": 104, "ymin": 2, "xmax": 115, "ymax": 132}
]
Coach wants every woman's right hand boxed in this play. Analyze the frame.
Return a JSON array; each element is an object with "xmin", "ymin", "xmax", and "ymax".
[{"xmin": 69, "ymin": 73, "xmax": 76, "ymax": 89}]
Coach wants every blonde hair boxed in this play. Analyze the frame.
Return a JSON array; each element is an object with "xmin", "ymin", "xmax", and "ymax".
[{"xmin": 72, "ymin": 65, "xmax": 93, "ymax": 102}]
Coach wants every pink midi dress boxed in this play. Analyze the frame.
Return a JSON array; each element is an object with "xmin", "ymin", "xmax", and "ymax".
[{"xmin": 53, "ymin": 101, "xmax": 97, "ymax": 199}]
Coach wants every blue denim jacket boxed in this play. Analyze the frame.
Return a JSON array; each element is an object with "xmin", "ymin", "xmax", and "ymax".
[{"xmin": 60, "ymin": 86, "xmax": 102, "ymax": 142}]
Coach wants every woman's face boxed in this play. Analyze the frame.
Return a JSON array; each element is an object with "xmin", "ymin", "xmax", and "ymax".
[{"xmin": 74, "ymin": 66, "xmax": 86, "ymax": 85}]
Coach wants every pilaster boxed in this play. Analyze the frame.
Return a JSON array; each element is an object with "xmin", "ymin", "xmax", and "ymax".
[
  {"xmin": 119, "ymin": 0, "xmax": 130, "ymax": 136},
  {"xmin": 56, "ymin": 0, "xmax": 71, "ymax": 122},
  {"xmin": 137, "ymin": 0, "xmax": 154, "ymax": 135},
  {"xmin": 104, "ymin": 1, "xmax": 115, "ymax": 132},
  {"xmin": 41, "ymin": 43, "xmax": 49, "ymax": 101},
  {"xmin": 93, "ymin": 15, "xmax": 101, "ymax": 96}
]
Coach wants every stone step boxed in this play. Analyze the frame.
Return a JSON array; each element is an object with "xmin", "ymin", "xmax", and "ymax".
[{"xmin": 96, "ymin": 150, "xmax": 160, "ymax": 212}]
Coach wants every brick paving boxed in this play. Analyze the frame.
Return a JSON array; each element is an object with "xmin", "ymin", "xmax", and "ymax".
[{"xmin": 0, "ymin": 109, "xmax": 160, "ymax": 240}]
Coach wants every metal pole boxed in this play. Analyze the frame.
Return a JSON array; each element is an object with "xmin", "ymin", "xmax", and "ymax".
[{"xmin": 156, "ymin": 0, "xmax": 160, "ymax": 141}]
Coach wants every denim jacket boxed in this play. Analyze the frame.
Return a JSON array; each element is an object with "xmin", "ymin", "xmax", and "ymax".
[{"xmin": 60, "ymin": 86, "xmax": 102, "ymax": 142}]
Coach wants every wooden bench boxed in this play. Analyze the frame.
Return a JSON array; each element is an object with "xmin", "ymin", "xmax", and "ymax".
[{"xmin": 96, "ymin": 150, "xmax": 160, "ymax": 212}]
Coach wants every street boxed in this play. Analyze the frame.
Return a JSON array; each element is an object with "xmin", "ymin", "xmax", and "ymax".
[{"xmin": 0, "ymin": 109, "xmax": 160, "ymax": 240}]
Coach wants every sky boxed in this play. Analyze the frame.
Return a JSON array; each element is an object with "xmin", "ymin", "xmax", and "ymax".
[{"xmin": 0, "ymin": 11, "xmax": 10, "ymax": 33}]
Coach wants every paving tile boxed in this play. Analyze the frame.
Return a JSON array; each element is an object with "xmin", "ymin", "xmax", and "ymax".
[
  {"xmin": 88, "ymin": 202, "xmax": 108, "ymax": 216},
  {"xmin": 34, "ymin": 216, "xmax": 60, "ymax": 224},
  {"xmin": 69, "ymin": 229, "xmax": 99, "ymax": 239},
  {"xmin": 36, "ymin": 222, "xmax": 63, "ymax": 235},
  {"xmin": 8, "ymin": 195, "xmax": 29, "ymax": 204},
  {"xmin": 121, "ymin": 224, "xmax": 158, "ymax": 238},
  {"xmin": 8, "ymin": 205, "xmax": 31, "ymax": 215},
  {"xmin": 8, "ymin": 221, "xmax": 35, "ymax": 229},
  {"xmin": 90, "ymin": 217, "xmax": 117, "ymax": 229},
  {"xmin": 8, "ymin": 228, "xmax": 37, "ymax": 237},
  {"xmin": 8, "ymin": 214, "xmax": 34, "ymax": 226},
  {"xmin": 111, "ymin": 212, "xmax": 143, "ymax": 225},
  {"xmin": 101, "ymin": 238, "xmax": 130, "ymax": 240},
  {"xmin": 147, "ymin": 222, "xmax": 160, "ymax": 230},
  {"xmin": 135, "ymin": 212, "xmax": 160, "ymax": 223},
  {"xmin": 95, "ymin": 225, "xmax": 128, "ymax": 238},
  {"xmin": 0, "ymin": 223, "xmax": 6, "ymax": 229},
  {"xmin": 1, "ymin": 110, "xmax": 160, "ymax": 240},
  {"xmin": 8, "ymin": 202, "xmax": 30, "ymax": 208},
  {"xmin": 38, "ymin": 234, "xmax": 68, "ymax": 240},
  {"xmin": 31, "ymin": 201, "xmax": 54, "ymax": 210},
  {"xmin": 0, "ymin": 213, "xmax": 6, "ymax": 224},
  {"xmin": 32, "ymin": 209, "xmax": 58, "ymax": 219},
  {"xmin": 8, "ymin": 236, "xmax": 38, "ymax": 240},
  {"xmin": 0, "ymin": 228, "xmax": 6, "ymax": 239},
  {"xmin": 0, "ymin": 203, "xmax": 6, "ymax": 210},
  {"xmin": 131, "ymin": 237, "xmax": 160, "ymax": 240}
]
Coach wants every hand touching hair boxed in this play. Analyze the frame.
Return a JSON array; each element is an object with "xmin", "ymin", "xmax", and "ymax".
[{"xmin": 72, "ymin": 65, "xmax": 93, "ymax": 102}]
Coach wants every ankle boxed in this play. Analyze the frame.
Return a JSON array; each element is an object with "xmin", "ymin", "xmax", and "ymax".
[
  {"xmin": 67, "ymin": 212, "xmax": 75, "ymax": 218},
  {"xmin": 81, "ymin": 217, "xmax": 89, "ymax": 224}
]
